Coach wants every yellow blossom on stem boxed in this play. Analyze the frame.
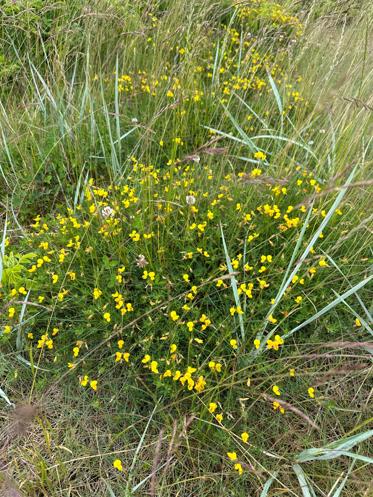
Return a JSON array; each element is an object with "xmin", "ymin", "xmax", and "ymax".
[
  {"xmin": 272, "ymin": 385, "xmax": 281, "ymax": 396},
  {"xmin": 80, "ymin": 375, "xmax": 89, "ymax": 387},
  {"xmin": 186, "ymin": 321, "xmax": 194, "ymax": 331},
  {"xmin": 227, "ymin": 452, "xmax": 237, "ymax": 461},
  {"xmin": 150, "ymin": 361, "xmax": 159, "ymax": 374},
  {"xmin": 113, "ymin": 459, "xmax": 123, "ymax": 472},
  {"xmin": 215, "ymin": 413, "xmax": 223, "ymax": 424},
  {"xmin": 142, "ymin": 354, "xmax": 151, "ymax": 364},
  {"xmin": 254, "ymin": 151, "xmax": 266, "ymax": 161},
  {"xmin": 241, "ymin": 432, "xmax": 249, "ymax": 443},
  {"xmin": 93, "ymin": 288, "xmax": 102, "ymax": 300},
  {"xmin": 273, "ymin": 401, "xmax": 285, "ymax": 414},
  {"xmin": 169, "ymin": 310, "xmax": 179, "ymax": 321}
]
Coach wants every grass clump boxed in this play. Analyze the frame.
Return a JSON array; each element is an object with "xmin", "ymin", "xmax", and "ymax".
[{"xmin": 0, "ymin": 1, "xmax": 372, "ymax": 496}]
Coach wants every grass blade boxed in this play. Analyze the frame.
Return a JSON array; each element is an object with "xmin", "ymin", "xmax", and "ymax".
[
  {"xmin": 0, "ymin": 386, "xmax": 14, "ymax": 407},
  {"xmin": 295, "ymin": 429, "xmax": 373, "ymax": 462},
  {"xmin": 292, "ymin": 464, "xmax": 317, "ymax": 497},
  {"xmin": 283, "ymin": 274, "xmax": 373, "ymax": 340},
  {"xmin": 260, "ymin": 472, "xmax": 278, "ymax": 497},
  {"xmin": 0, "ymin": 213, "xmax": 7, "ymax": 283},
  {"xmin": 267, "ymin": 70, "xmax": 283, "ymax": 132},
  {"xmin": 329, "ymin": 460, "xmax": 356, "ymax": 497},
  {"xmin": 220, "ymin": 223, "xmax": 245, "ymax": 341}
]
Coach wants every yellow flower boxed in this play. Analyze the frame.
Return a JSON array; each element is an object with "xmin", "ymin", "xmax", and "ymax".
[
  {"xmin": 254, "ymin": 151, "xmax": 266, "ymax": 161},
  {"xmin": 319, "ymin": 258, "xmax": 328, "ymax": 267},
  {"xmin": 8, "ymin": 307, "xmax": 16, "ymax": 318},
  {"xmin": 115, "ymin": 352, "xmax": 122, "ymax": 362},
  {"xmin": 51, "ymin": 273, "xmax": 59, "ymax": 284},
  {"xmin": 267, "ymin": 335, "xmax": 284, "ymax": 351},
  {"xmin": 267, "ymin": 314, "xmax": 277, "ymax": 324},
  {"xmin": 113, "ymin": 459, "xmax": 123, "ymax": 472},
  {"xmin": 272, "ymin": 385, "xmax": 281, "ymax": 396},
  {"xmin": 308, "ymin": 387, "xmax": 315, "ymax": 399},
  {"xmin": 273, "ymin": 401, "xmax": 285, "ymax": 414},
  {"xmin": 150, "ymin": 361, "xmax": 159, "ymax": 374},
  {"xmin": 182, "ymin": 274, "xmax": 190, "ymax": 282},
  {"xmin": 142, "ymin": 354, "xmax": 151, "ymax": 364},
  {"xmin": 194, "ymin": 376, "xmax": 206, "ymax": 393},
  {"xmin": 295, "ymin": 296, "xmax": 303, "ymax": 304},
  {"xmin": 289, "ymin": 368, "xmax": 296, "ymax": 377},
  {"xmin": 354, "ymin": 318, "xmax": 361, "ymax": 327},
  {"xmin": 241, "ymin": 432, "xmax": 249, "ymax": 443},
  {"xmin": 186, "ymin": 321, "xmax": 194, "ymax": 332},
  {"xmin": 230, "ymin": 339, "xmax": 238, "ymax": 350},
  {"xmin": 80, "ymin": 375, "xmax": 89, "ymax": 387},
  {"xmin": 103, "ymin": 312, "xmax": 111, "ymax": 322},
  {"xmin": 169, "ymin": 310, "xmax": 179, "ymax": 321},
  {"xmin": 227, "ymin": 452, "xmax": 237, "ymax": 461},
  {"xmin": 73, "ymin": 347, "xmax": 80, "ymax": 358},
  {"xmin": 251, "ymin": 168, "xmax": 262, "ymax": 177},
  {"xmin": 129, "ymin": 230, "xmax": 140, "ymax": 242},
  {"xmin": 4, "ymin": 325, "xmax": 11, "ymax": 334},
  {"xmin": 93, "ymin": 288, "xmax": 102, "ymax": 300},
  {"xmin": 234, "ymin": 463, "xmax": 243, "ymax": 475},
  {"xmin": 118, "ymin": 339, "xmax": 124, "ymax": 349},
  {"xmin": 253, "ymin": 339, "xmax": 260, "ymax": 349},
  {"xmin": 208, "ymin": 402, "xmax": 217, "ymax": 414},
  {"xmin": 143, "ymin": 270, "xmax": 156, "ymax": 281},
  {"xmin": 173, "ymin": 370, "xmax": 181, "ymax": 381},
  {"xmin": 90, "ymin": 380, "xmax": 98, "ymax": 391},
  {"xmin": 170, "ymin": 343, "xmax": 177, "ymax": 354},
  {"xmin": 215, "ymin": 413, "xmax": 223, "ymax": 424}
]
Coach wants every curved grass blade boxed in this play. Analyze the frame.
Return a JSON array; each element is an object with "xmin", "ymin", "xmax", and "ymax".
[
  {"xmin": 220, "ymin": 224, "xmax": 245, "ymax": 341},
  {"xmin": 283, "ymin": 274, "xmax": 373, "ymax": 340},
  {"xmin": 0, "ymin": 386, "xmax": 14, "ymax": 407},
  {"xmin": 267, "ymin": 70, "xmax": 283, "ymax": 132},
  {"xmin": 292, "ymin": 464, "xmax": 317, "ymax": 497},
  {"xmin": 260, "ymin": 472, "xmax": 278, "ymax": 497},
  {"xmin": 295, "ymin": 429, "xmax": 373, "ymax": 462}
]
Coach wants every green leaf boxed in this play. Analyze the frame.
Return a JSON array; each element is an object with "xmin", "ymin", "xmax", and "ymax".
[
  {"xmin": 292, "ymin": 465, "xmax": 317, "ymax": 497},
  {"xmin": 260, "ymin": 472, "xmax": 278, "ymax": 497},
  {"xmin": 220, "ymin": 223, "xmax": 245, "ymax": 341},
  {"xmin": 295, "ymin": 429, "xmax": 373, "ymax": 462}
]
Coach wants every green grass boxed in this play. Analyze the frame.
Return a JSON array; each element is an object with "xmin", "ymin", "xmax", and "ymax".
[{"xmin": 0, "ymin": 1, "xmax": 372, "ymax": 496}]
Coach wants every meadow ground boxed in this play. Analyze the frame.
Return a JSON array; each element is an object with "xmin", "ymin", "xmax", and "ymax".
[{"xmin": 0, "ymin": 1, "xmax": 372, "ymax": 496}]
